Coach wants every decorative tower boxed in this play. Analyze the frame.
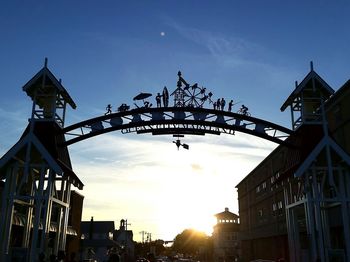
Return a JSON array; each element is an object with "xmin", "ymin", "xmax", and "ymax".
[
  {"xmin": 280, "ymin": 63, "xmax": 350, "ymax": 262},
  {"xmin": 213, "ymin": 208, "xmax": 240, "ymax": 262},
  {"xmin": 280, "ymin": 62, "xmax": 334, "ymax": 130},
  {"xmin": 24, "ymin": 58, "xmax": 76, "ymax": 127},
  {"xmin": 0, "ymin": 59, "xmax": 83, "ymax": 262}
]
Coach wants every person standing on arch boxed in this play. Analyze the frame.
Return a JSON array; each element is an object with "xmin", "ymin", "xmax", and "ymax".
[
  {"xmin": 156, "ymin": 93, "xmax": 162, "ymax": 107},
  {"xmin": 220, "ymin": 98, "xmax": 226, "ymax": 110},
  {"xmin": 228, "ymin": 100, "xmax": 234, "ymax": 112},
  {"xmin": 216, "ymin": 98, "xmax": 221, "ymax": 110}
]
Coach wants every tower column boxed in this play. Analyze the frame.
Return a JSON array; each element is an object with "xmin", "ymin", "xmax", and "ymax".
[{"xmin": 0, "ymin": 165, "xmax": 18, "ymax": 260}]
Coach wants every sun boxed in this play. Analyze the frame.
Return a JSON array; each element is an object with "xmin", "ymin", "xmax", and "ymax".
[{"xmin": 147, "ymin": 143, "xmax": 240, "ymax": 240}]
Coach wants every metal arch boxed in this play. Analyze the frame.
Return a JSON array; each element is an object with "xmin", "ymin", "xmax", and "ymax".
[{"xmin": 62, "ymin": 107, "xmax": 292, "ymax": 146}]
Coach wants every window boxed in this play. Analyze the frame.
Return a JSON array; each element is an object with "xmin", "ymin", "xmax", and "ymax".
[
  {"xmin": 278, "ymin": 201, "xmax": 283, "ymax": 209},
  {"xmin": 275, "ymin": 172, "xmax": 280, "ymax": 179},
  {"xmin": 256, "ymin": 185, "xmax": 260, "ymax": 193},
  {"xmin": 272, "ymin": 203, "xmax": 277, "ymax": 212}
]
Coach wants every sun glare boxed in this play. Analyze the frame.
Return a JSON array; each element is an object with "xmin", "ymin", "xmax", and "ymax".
[
  {"xmin": 77, "ymin": 134, "xmax": 273, "ymax": 242},
  {"xmin": 146, "ymin": 140, "xmax": 247, "ymax": 240}
]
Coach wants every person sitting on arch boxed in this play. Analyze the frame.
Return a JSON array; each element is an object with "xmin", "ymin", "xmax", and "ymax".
[{"xmin": 144, "ymin": 101, "xmax": 152, "ymax": 108}]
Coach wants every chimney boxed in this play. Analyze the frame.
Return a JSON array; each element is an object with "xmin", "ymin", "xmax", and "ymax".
[
  {"xmin": 225, "ymin": 207, "xmax": 229, "ymax": 212},
  {"xmin": 89, "ymin": 216, "xmax": 94, "ymax": 240}
]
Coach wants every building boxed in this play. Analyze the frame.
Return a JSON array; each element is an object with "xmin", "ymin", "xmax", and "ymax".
[
  {"xmin": 66, "ymin": 191, "xmax": 84, "ymax": 260},
  {"xmin": 236, "ymin": 64, "xmax": 350, "ymax": 262},
  {"xmin": 80, "ymin": 217, "xmax": 121, "ymax": 261},
  {"xmin": 114, "ymin": 219, "xmax": 135, "ymax": 262},
  {"xmin": 0, "ymin": 60, "xmax": 84, "ymax": 262},
  {"xmin": 212, "ymin": 208, "xmax": 240, "ymax": 262}
]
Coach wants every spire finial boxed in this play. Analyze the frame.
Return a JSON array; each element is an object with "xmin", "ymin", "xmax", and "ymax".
[
  {"xmin": 310, "ymin": 61, "xmax": 314, "ymax": 71},
  {"xmin": 44, "ymin": 57, "xmax": 48, "ymax": 68}
]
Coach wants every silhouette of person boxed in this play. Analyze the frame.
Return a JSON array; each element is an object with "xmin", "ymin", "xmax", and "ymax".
[
  {"xmin": 213, "ymin": 101, "xmax": 217, "ymax": 110},
  {"xmin": 228, "ymin": 100, "xmax": 234, "ymax": 112},
  {"xmin": 221, "ymin": 98, "xmax": 226, "ymax": 110},
  {"xmin": 241, "ymin": 104, "xmax": 248, "ymax": 115},
  {"xmin": 216, "ymin": 98, "xmax": 221, "ymax": 110},
  {"xmin": 105, "ymin": 104, "xmax": 112, "ymax": 115},
  {"xmin": 147, "ymin": 253, "xmax": 155, "ymax": 262},
  {"xmin": 144, "ymin": 101, "xmax": 152, "ymax": 108},
  {"xmin": 156, "ymin": 93, "xmax": 162, "ymax": 107}
]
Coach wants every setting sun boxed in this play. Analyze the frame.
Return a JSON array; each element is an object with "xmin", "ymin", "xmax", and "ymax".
[{"xmin": 77, "ymin": 133, "xmax": 274, "ymax": 242}]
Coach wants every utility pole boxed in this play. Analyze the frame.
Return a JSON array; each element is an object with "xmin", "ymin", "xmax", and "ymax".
[
  {"xmin": 146, "ymin": 232, "xmax": 152, "ymax": 243},
  {"xmin": 125, "ymin": 219, "xmax": 131, "ymax": 231},
  {"xmin": 139, "ymin": 231, "xmax": 148, "ymax": 243}
]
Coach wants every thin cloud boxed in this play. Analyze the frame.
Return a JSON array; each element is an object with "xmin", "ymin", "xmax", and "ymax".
[
  {"xmin": 164, "ymin": 17, "xmax": 300, "ymax": 99},
  {"xmin": 166, "ymin": 18, "xmax": 264, "ymax": 62}
]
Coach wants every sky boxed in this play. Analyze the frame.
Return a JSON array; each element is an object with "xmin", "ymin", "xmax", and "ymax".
[{"xmin": 1, "ymin": 1, "xmax": 350, "ymax": 242}]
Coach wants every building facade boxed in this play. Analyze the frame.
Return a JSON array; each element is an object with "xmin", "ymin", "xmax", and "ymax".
[{"xmin": 236, "ymin": 66, "xmax": 350, "ymax": 262}]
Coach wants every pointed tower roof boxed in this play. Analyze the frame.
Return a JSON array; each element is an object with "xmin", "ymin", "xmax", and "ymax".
[
  {"xmin": 280, "ymin": 63, "xmax": 334, "ymax": 112},
  {"xmin": 295, "ymin": 135, "xmax": 350, "ymax": 178},
  {"xmin": 215, "ymin": 207, "xmax": 238, "ymax": 219},
  {"xmin": 22, "ymin": 59, "xmax": 76, "ymax": 109},
  {"xmin": 0, "ymin": 123, "xmax": 84, "ymax": 189}
]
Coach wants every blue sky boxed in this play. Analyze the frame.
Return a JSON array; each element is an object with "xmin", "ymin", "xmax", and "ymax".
[{"xmin": 1, "ymin": 1, "xmax": 350, "ymax": 241}]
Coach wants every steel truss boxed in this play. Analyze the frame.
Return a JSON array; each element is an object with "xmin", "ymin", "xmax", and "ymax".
[
  {"xmin": 283, "ymin": 139, "xmax": 350, "ymax": 262},
  {"xmin": 0, "ymin": 132, "xmax": 75, "ymax": 262},
  {"xmin": 0, "ymin": 60, "xmax": 82, "ymax": 262},
  {"xmin": 62, "ymin": 107, "xmax": 292, "ymax": 146},
  {"xmin": 285, "ymin": 161, "xmax": 350, "ymax": 261}
]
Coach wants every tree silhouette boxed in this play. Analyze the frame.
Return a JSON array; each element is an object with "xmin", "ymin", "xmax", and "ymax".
[{"xmin": 172, "ymin": 229, "xmax": 210, "ymax": 256}]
